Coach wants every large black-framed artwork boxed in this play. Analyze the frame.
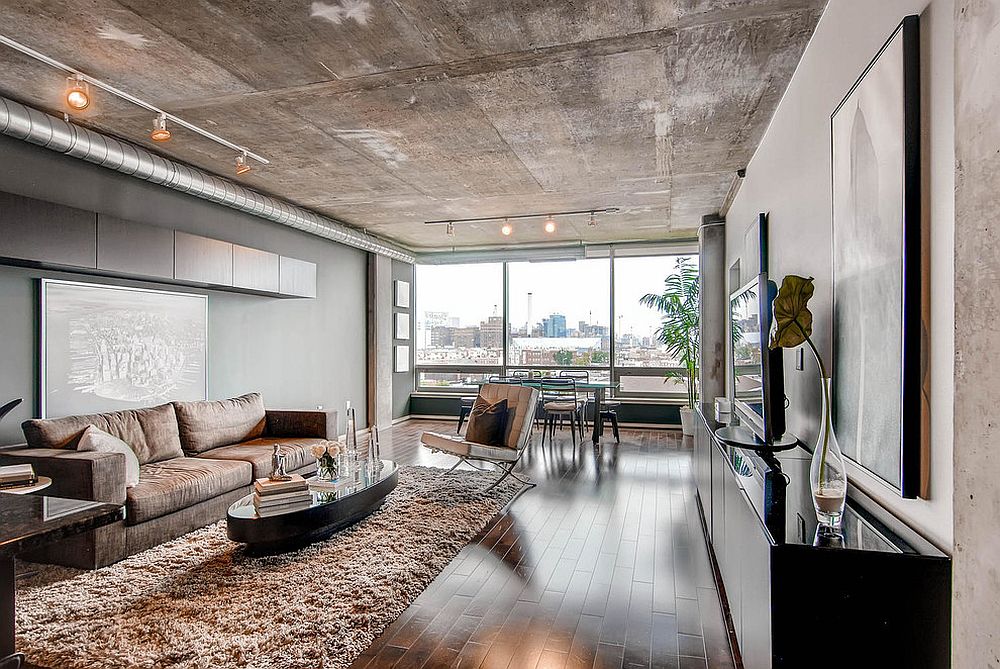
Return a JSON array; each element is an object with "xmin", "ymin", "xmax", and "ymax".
[
  {"xmin": 831, "ymin": 15, "xmax": 926, "ymax": 499},
  {"xmin": 40, "ymin": 279, "xmax": 208, "ymax": 418}
]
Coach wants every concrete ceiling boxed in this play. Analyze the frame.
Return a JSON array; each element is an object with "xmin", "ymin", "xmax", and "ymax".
[{"xmin": 0, "ymin": 0, "xmax": 825, "ymax": 251}]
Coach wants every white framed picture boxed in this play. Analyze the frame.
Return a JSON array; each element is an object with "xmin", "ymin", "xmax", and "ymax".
[
  {"xmin": 40, "ymin": 279, "xmax": 208, "ymax": 418},
  {"xmin": 394, "ymin": 280, "xmax": 410, "ymax": 308},
  {"xmin": 394, "ymin": 345, "xmax": 410, "ymax": 373},
  {"xmin": 395, "ymin": 312, "xmax": 410, "ymax": 340}
]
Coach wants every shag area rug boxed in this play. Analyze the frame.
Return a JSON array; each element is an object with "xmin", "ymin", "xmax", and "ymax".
[{"xmin": 15, "ymin": 465, "xmax": 523, "ymax": 669}]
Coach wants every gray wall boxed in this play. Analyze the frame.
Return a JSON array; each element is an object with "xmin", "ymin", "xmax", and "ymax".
[
  {"xmin": 724, "ymin": 0, "xmax": 954, "ymax": 550},
  {"xmin": 953, "ymin": 0, "xmax": 1000, "ymax": 664},
  {"xmin": 391, "ymin": 259, "xmax": 415, "ymax": 419},
  {"xmin": 0, "ymin": 134, "xmax": 368, "ymax": 444}
]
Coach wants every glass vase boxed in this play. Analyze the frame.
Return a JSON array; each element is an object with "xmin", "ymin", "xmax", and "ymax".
[
  {"xmin": 811, "ymin": 377, "xmax": 847, "ymax": 528},
  {"xmin": 316, "ymin": 453, "xmax": 339, "ymax": 482}
]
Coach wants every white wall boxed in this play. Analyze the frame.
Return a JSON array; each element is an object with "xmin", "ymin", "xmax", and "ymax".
[{"xmin": 724, "ymin": 0, "xmax": 954, "ymax": 551}]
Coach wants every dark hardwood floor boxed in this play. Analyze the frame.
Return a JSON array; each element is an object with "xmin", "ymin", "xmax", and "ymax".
[{"xmin": 350, "ymin": 418, "xmax": 736, "ymax": 669}]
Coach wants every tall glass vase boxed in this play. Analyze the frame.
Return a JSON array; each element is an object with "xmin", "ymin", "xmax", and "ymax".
[{"xmin": 811, "ymin": 377, "xmax": 847, "ymax": 528}]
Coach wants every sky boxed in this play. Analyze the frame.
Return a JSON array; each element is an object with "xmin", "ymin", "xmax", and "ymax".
[{"xmin": 414, "ymin": 255, "xmax": 697, "ymax": 341}]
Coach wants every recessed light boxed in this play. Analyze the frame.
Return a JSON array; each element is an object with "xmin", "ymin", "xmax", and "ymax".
[
  {"xmin": 501, "ymin": 220, "xmax": 512, "ymax": 236},
  {"xmin": 544, "ymin": 216, "xmax": 556, "ymax": 233}
]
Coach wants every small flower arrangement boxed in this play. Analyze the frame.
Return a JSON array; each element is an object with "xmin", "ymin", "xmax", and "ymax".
[{"xmin": 312, "ymin": 441, "xmax": 344, "ymax": 481}]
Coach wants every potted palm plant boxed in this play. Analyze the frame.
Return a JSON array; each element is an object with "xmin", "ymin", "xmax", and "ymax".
[{"xmin": 641, "ymin": 257, "xmax": 699, "ymax": 436}]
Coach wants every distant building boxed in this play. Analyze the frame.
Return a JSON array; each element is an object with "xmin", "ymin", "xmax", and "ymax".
[
  {"xmin": 541, "ymin": 313, "xmax": 567, "ymax": 337},
  {"xmin": 480, "ymin": 316, "xmax": 504, "ymax": 348},
  {"xmin": 453, "ymin": 327, "xmax": 479, "ymax": 348},
  {"xmin": 430, "ymin": 326, "xmax": 455, "ymax": 347}
]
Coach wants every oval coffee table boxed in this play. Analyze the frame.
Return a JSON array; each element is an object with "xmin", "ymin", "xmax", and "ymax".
[{"xmin": 227, "ymin": 459, "xmax": 398, "ymax": 554}]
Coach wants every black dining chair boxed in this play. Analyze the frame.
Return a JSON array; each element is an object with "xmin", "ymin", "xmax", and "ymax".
[
  {"xmin": 539, "ymin": 378, "xmax": 585, "ymax": 445},
  {"xmin": 558, "ymin": 370, "xmax": 592, "ymax": 434}
]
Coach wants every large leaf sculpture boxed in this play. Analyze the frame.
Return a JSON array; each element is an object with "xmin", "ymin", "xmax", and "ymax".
[{"xmin": 770, "ymin": 275, "xmax": 815, "ymax": 350}]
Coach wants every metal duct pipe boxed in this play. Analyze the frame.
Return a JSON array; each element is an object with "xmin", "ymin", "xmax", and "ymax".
[{"xmin": 0, "ymin": 96, "xmax": 415, "ymax": 263}]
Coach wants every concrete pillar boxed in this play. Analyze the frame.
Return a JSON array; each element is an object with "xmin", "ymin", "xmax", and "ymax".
[
  {"xmin": 953, "ymin": 0, "xmax": 1000, "ymax": 664},
  {"xmin": 699, "ymin": 215, "xmax": 727, "ymax": 406},
  {"xmin": 367, "ymin": 253, "xmax": 394, "ymax": 428}
]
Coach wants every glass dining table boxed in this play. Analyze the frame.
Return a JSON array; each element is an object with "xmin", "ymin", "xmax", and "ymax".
[{"xmin": 479, "ymin": 378, "xmax": 620, "ymax": 445}]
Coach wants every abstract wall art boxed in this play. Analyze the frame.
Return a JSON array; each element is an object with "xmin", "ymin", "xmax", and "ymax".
[
  {"xmin": 40, "ymin": 279, "xmax": 208, "ymax": 418},
  {"xmin": 830, "ymin": 15, "xmax": 926, "ymax": 498}
]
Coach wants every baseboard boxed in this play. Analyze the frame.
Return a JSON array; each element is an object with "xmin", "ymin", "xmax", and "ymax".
[{"xmin": 391, "ymin": 415, "xmax": 411, "ymax": 425}]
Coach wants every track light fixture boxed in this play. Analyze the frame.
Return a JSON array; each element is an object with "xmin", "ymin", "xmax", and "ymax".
[
  {"xmin": 501, "ymin": 219, "xmax": 512, "ymax": 236},
  {"xmin": 0, "ymin": 34, "xmax": 269, "ymax": 169},
  {"xmin": 64, "ymin": 74, "xmax": 90, "ymax": 111},
  {"xmin": 235, "ymin": 152, "xmax": 252, "ymax": 175},
  {"xmin": 588, "ymin": 211, "xmax": 597, "ymax": 227},
  {"xmin": 150, "ymin": 113, "xmax": 171, "ymax": 142},
  {"xmin": 446, "ymin": 222, "xmax": 455, "ymax": 236},
  {"xmin": 544, "ymin": 216, "xmax": 556, "ymax": 234}
]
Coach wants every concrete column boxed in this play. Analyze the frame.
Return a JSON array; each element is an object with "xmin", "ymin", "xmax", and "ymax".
[
  {"xmin": 699, "ymin": 216, "xmax": 727, "ymax": 406},
  {"xmin": 367, "ymin": 253, "xmax": 394, "ymax": 428},
  {"xmin": 953, "ymin": 1, "xmax": 1000, "ymax": 664}
]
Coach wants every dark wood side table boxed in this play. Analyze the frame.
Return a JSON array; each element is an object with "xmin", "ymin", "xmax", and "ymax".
[{"xmin": 0, "ymin": 495, "xmax": 123, "ymax": 669}]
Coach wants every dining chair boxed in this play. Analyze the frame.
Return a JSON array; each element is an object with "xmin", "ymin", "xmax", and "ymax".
[
  {"xmin": 539, "ymin": 378, "xmax": 585, "ymax": 445},
  {"xmin": 558, "ymin": 370, "xmax": 592, "ymax": 433}
]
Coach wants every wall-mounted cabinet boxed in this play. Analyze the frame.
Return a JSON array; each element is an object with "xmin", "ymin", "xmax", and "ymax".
[
  {"xmin": 174, "ymin": 231, "xmax": 234, "ymax": 286},
  {"xmin": 97, "ymin": 215, "xmax": 173, "ymax": 279},
  {"xmin": 0, "ymin": 190, "xmax": 317, "ymax": 299},
  {"xmin": 279, "ymin": 256, "xmax": 317, "ymax": 298},
  {"xmin": 233, "ymin": 244, "xmax": 279, "ymax": 293},
  {"xmin": 0, "ymin": 191, "xmax": 96, "ymax": 268}
]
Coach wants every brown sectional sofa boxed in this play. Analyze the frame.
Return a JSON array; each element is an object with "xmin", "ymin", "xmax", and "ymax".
[{"xmin": 0, "ymin": 393, "xmax": 335, "ymax": 569}]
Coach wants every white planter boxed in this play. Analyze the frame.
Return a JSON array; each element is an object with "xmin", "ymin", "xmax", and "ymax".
[{"xmin": 679, "ymin": 406, "xmax": 695, "ymax": 436}]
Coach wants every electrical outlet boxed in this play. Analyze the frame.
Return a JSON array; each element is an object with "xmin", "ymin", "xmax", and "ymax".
[{"xmin": 795, "ymin": 347, "xmax": 805, "ymax": 371}]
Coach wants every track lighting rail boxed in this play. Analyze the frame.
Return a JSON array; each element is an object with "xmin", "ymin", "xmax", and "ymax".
[{"xmin": 0, "ymin": 33, "xmax": 269, "ymax": 165}]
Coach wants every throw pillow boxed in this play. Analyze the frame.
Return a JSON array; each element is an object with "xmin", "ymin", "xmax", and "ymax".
[
  {"xmin": 172, "ymin": 393, "xmax": 267, "ymax": 454},
  {"xmin": 465, "ymin": 397, "xmax": 508, "ymax": 446},
  {"xmin": 76, "ymin": 425, "xmax": 140, "ymax": 487}
]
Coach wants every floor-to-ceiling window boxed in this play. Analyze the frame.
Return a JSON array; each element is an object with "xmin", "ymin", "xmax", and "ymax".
[
  {"xmin": 506, "ymin": 258, "xmax": 611, "ymax": 382},
  {"xmin": 413, "ymin": 252, "xmax": 697, "ymax": 399},
  {"xmin": 414, "ymin": 262, "xmax": 503, "ymax": 389}
]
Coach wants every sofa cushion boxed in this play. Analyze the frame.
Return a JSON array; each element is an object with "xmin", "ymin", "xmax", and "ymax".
[
  {"xmin": 196, "ymin": 438, "xmax": 321, "ymax": 479},
  {"xmin": 22, "ymin": 403, "xmax": 183, "ymax": 465},
  {"xmin": 173, "ymin": 393, "xmax": 266, "ymax": 455},
  {"xmin": 126, "ymin": 457, "xmax": 251, "ymax": 524},
  {"xmin": 77, "ymin": 425, "xmax": 140, "ymax": 488}
]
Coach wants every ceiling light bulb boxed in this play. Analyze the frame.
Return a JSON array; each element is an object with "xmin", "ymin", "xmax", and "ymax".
[
  {"xmin": 65, "ymin": 75, "xmax": 91, "ymax": 111},
  {"xmin": 501, "ymin": 220, "xmax": 512, "ymax": 236},
  {"xmin": 150, "ymin": 113, "xmax": 171, "ymax": 142},
  {"xmin": 544, "ymin": 216, "xmax": 556, "ymax": 233},
  {"xmin": 446, "ymin": 222, "xmax": 455, "ymax": 236},
  {"xmin": 235, "ymin": 153, "xmax": 251, "ymax": 175},
  {"xmin": 588, "ymin": 211, "xmax": 597, "ymax": 227}
]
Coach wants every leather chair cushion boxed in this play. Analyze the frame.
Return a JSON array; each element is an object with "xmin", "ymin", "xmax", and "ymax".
[
  {"xmin": 22, "ymin": 403, "xmax": 183, "ymax": 465},
  {"xmin": 196, "ymin": 437, "xmax": 321, "ymax": 479},
  {"xmin": 173, "ymin": 393, "xmax": 266, "ymax": 454},
  {"xmin": 126, "ymin": 456, "xmax": 251, "ymax": 524}
]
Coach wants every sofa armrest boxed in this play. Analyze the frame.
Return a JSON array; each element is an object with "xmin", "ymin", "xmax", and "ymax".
[
  {"xmin": 265, "ymin": 410, "xmax": 338, "ymax": 440},
  {"xmin": 0, "ymin": 448, "xmax": 126, "ymax": 504}
]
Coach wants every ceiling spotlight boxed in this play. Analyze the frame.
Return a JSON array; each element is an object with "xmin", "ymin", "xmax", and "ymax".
[
  {"xmin": 588, "ymin": 211, "xmax": 597, "ymax": 227},
  {"xmin": 64, "ymin": 75, "xmax": 91, "ymax": 111},
  {"xmin": 446, "ymin": 222, "xmax": 455, "ymax": 236},
  {"xmin": 150, "ymin": 113, "xmax": 171, "ymax": 142},
  {"xmin": 544, "ymin": 215, "xmax": 556, "ymax": 234},
  {"xmin": 501, "ymin": 219, "xmax": 512, "ymax": 236},
  {"xmin": 235, "ymin": 152, "xmax": 252, "ymax": 175}
]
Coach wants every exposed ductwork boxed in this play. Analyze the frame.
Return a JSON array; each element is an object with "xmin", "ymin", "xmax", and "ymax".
[{"xmin": 0, "ymin": 96, "xmax": 415, "ymax": 263}]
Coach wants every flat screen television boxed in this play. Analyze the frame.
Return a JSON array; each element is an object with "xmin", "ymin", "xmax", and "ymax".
[{"xmin": 730, "ymin": 273, "xmax": 786, "ymax": 443}]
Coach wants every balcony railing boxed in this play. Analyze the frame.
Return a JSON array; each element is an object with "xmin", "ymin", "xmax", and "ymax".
[{"xmin": 414, "ymin": 364, "xmax": 690, "ymax": 400}]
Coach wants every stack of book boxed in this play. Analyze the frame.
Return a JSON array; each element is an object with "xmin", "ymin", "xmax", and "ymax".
[
  {"xmin": 253, "ymin": 475, "xmax": 312, "ymax": 517},
  {"xmin": 0, "ymin": 463, "xmax": 38, "ymax": 490}
]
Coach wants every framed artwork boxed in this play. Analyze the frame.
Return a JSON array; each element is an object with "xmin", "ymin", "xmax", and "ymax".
[
  {"xmin": 40, "ymin": 279, "xmax": 208, "ymax": 418},
  {"xmin": 394, "ymin": 312, "xmax": 410, "ymax": 340},
  {"xmin": 394, "ymin": 345, "xmax": 410, "ymax": 373},
  {"xmin": 831, "ymin": 15, "xmax": 925, "ymax": 498},
  {"xmin": 394, "ymin": 280, "xmax": 410, "ymax": 308}
]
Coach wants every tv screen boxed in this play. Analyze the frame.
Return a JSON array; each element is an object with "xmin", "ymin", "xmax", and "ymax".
[{"xmin": 730, "ymin": 273, "xmax": 785, "ymax": 443}]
